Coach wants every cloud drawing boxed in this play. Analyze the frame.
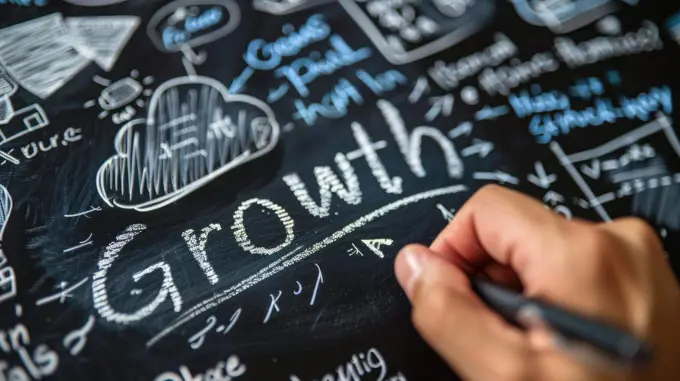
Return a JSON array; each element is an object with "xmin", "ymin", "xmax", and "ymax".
[{"xmin": 96, "ymin": 76, "xmax": 280, "ymax": 212}]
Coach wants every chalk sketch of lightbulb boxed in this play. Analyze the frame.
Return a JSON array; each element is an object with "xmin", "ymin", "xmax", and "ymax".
[{"xmin": 83, "ymin": 70, "xmax": 155, "ymax": 125}]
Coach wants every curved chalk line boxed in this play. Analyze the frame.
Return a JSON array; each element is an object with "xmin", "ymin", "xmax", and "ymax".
[{"xmin": 146, "ymin": 184, "xmax": 467, "ymax": 347}]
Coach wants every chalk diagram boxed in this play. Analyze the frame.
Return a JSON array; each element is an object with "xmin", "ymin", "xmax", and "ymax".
[
  {"xmin": 0, "ymin": 67, "xmax": 48, "ymax": 165},
  {"xmin": 509, "ymin": 0, "xmax": 624, "ymax": 33},
  {"xmin": 0, "ymin": 13, "xmax": 139, "ymax": 99},
  {"xmin": 0, "ymin": 184, "xmax": 15, "ymax": 304},
  {"xmin": 96, "ymin": 75, "xmax": 280, "ymax": 212},
  {"xmin": 147, "ymin": 0, "xmax": 241, "ymax": 68},
  {"xmin": 252, "ymin": 0, "xmax": 332, "ymax": 15},
  {"xmin": 338, "ymin": 0, "xmax": 495, "ymax": 65},
  {"xmin": 83, "ymin": 71, "xmax": 155, "ymax": 125},
  {"xmin": 551, "ymin": 114, "xmax": 680, "ymax": 229}
]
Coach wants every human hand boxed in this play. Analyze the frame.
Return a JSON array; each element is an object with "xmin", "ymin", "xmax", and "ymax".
[{"xmin": 394, "ymin": 185, "xmax": 680, "ymax": 381}]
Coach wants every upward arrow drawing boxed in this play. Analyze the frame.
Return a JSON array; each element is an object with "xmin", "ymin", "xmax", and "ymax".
[{"xmin": 361, "ymin": 238, "xmax": 394, "ymax": 259}]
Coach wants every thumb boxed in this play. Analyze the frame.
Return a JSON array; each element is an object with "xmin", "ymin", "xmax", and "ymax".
[{"xmin": 395, "ymin": 244, "xmax": 533, "ymax": 381}]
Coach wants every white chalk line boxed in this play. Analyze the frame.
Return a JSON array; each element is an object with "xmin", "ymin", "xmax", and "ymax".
[
  {"xmin": 611, "ymin": 166, "xmax": 667, "ymax": 183},
  {"xmin": 565, "ymin": 116, "xmax": 668, "ymax": 163},
  {"xmin": 146, "ymin": 184, "xmax": 467, "ymax": 347},
  {"xmin": 551, "ymin": 142, "xmax": 612, "ymax": 222}
]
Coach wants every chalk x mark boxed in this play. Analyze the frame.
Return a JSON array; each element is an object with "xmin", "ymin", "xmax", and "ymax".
[{"xmin": 36, "ymin": 277, "xmax": 89, "ymax": 306}]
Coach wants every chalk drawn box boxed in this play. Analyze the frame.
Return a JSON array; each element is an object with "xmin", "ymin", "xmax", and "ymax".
[
  {"xmin": 552, "ymin": 114, "xmax": 680, "ymax": 228},
  {"xmin": 338, "ymin": 0, "xmax": 495, "ymax": 65}
]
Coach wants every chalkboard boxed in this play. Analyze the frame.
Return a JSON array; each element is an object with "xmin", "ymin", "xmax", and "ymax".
[{"xmin": 0, "ymin": 0, "xmax": 679, "ymax": 380}]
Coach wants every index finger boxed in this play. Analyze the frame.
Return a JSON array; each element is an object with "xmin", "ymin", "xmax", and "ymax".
[{"xmin": 430, "ymin": 184, "xmax": 571, "ymax": 281}]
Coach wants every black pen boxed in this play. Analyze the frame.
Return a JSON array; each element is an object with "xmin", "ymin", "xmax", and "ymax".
[{"xmin": 470, "ymin": 276, "xmax": 653, "ymax": 367}]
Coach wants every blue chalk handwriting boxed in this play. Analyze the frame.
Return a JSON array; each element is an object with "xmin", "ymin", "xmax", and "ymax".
[
  {"xmin": 293, "ymin": 78, "xmax": 363, "ymax": 126},
  {"xmin": 0, "ymin": 0, "xmax": 47, "ymax": 6},
  {"xmin": 162, "ymin": 7, "xmax": 224, "ymax": 49},
  {"xmin": 509, "ymin": 85, "xmax": 571, "ymax": 118},
  {"xmin": 244, "ymin": 14, "xmax": 331, "ymax": 70},
  {"xmin": 356, "ymin": 69, "xmax": 407, "ymax": 95},
  {"xmin": 274, "ymin": 35, "xmax": 371, "ymax": 97},
  {"xmin": 529, "ymin": 86, "xmax": 672, "ymax": 144},
  {"xmin": 291, "ymin": 68, "xmax": 407, "ymax": 126}
]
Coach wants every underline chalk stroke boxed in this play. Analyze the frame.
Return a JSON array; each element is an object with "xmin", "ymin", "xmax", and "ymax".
[{"xmin": 146, "ymin": 184, "xmax": 467, "ymax": 347}]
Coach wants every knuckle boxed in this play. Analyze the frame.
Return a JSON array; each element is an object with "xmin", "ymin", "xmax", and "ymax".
[{"xmin": 578, "ymin": 228, "xmax": 616, "ymax": 269}]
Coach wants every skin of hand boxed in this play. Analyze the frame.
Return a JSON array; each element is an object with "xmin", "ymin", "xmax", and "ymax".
[{"xmin": 394, "ymin": 185, "xmax": 680, "ymax": 381}]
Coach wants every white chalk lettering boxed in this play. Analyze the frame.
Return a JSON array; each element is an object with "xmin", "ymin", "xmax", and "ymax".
[
  {"xmin": 182, "ymin": 223, "xmax": 222, "ymax": 285},
  {"xmin": 349, "ymin": 122, "xmax": 402, "ymax": 194},
  {"xmin": 92, "ymin": 224, "xmax": 183, "ymax": 324},
  {"xmin": 232, "ymin": 199, "xmax": 295, "ymax": 255},
  {"xmin": 429, "ymin": 33, "xmax": 518, "ymax": 90},
  {"xmin": 554, "ymin": 21, "xmax": 663, "ymax": 69},
  {"xmin": 377, "ymin": 100, "xmax": 463, "ymax": 178},
  {"xmin": 478, "ymin": 53, "xmax": 559, "ymax": 96},
  {"xmin": 154, "ymin": 355, "xmax": 246, "ymax": 381},
  {"xmin": 283, "ymin": 153, "xmax": 362, "ymax": 218}
]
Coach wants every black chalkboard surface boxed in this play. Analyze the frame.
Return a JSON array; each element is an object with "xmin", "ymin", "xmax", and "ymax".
[{"xmin": 0, "ymin": 0, "xmax": 679, "ymax": 380}]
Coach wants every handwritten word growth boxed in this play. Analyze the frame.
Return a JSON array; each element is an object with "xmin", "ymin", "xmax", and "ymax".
[{"xmin": 91, "ymin": 99, "xmax": 473, "ymax": 341}]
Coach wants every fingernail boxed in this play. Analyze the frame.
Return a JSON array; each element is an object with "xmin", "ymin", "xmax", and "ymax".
[{"xmin": 396, "ymin": 247, "xmax": 423, "ymax": 299}]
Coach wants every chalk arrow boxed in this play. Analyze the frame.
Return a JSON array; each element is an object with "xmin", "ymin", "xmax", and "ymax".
[
  {"xmin": 448, "ymin": 121, "xmax": 473, "ymax": 139},
  {"xmin": 361, "ymin": 238, "xmax": 394, "ymax": 259},
  {"xmin": 229, "ymin": 67, "xmax": 255, "ymax": 94},
  {"xmin": 425, "ymin": 94, "xmax": 454, "ymax": 122},
  {"xmin": 473, "ymin": 171, "xmax": 519, "ymax": 185},
  {"xmin": 436, "ymin": 203, "xmax": 455, "ymax": 222},
  {"xmin": 474, "ymin": 105, "xmax": 509, "ymax": 121},
  {"xmin": 527, "ymin": 161, "xmax": 556, "ymax": 189},
  {"xmin": 580, "ymin": 159, "xmax": 601, "ymax": 179},
  {"xmin": 461, "ymin": 139, "xmax": 494, "ymax": 158},
  {"xmin": 543, "ymin": 190, "xmax": 565, "ymax": 205}
]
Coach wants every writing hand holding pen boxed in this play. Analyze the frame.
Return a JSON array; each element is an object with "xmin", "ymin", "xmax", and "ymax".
[{"xmin": 395, "ymin": 185, "xmax": 680, "ymax": 381}]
